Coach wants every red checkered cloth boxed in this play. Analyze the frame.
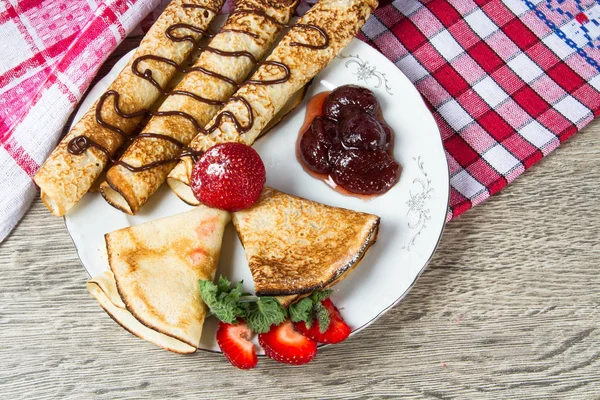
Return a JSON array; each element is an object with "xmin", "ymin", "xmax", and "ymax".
[
  {"xmin": 363, "ymin": 0, "xmax": 600, "ymax": 219},
  {"xmin": 1, "ymin": 0, "xmax": 599, "ymax": 241}
]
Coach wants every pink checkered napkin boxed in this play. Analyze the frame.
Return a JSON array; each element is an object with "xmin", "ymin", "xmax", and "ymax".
[{"xmin": 0, "ymin": 0, "xmax": 161, "ymax": 241}]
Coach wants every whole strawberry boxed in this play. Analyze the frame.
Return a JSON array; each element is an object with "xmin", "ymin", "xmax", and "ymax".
[{"xmin": 191, "ymin": 143, "xmax": 266, "ymax": 212}]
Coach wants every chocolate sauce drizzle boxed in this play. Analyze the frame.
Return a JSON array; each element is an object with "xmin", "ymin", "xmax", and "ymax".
[
  {"xmin": 70, "ymin": 90, "xmax": 206, "ymax": 169},
  {"xmin": 246, "ymin": 61, "xmax": 290, "ymax": 85},
  {"xmin": 68, "ymin": 4, "xmax": 330, "ymax": 174},
  {"xmin": 132, "ymin": 54, "xmax": 240, "ymax": 94},
  {"xmin": 290, "ymin": 23, "xmax": 329, "ymax": 50}
]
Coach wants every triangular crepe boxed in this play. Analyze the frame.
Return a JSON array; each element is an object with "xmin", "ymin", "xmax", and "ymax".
[
  {"xmin": 87, "ymin": 206, "xmax": 230, "ymax": 353},
  {"xmin": 87, "ymin": 271, "xmax": 198, "ymax": 354},
  {"xmin": 232, "ymin": 188, "xmax": 380, "ymax": 297}
]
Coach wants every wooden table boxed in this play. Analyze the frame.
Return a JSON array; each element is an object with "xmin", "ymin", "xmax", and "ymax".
[{"xmin": 1, "ymin": 41, "xmax": 599, "ymax": 400}]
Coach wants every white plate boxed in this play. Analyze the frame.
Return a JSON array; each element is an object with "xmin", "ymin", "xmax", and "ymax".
[{"xmin": 65, "ymin": 38, "xmax": 449, "ymax": 353}]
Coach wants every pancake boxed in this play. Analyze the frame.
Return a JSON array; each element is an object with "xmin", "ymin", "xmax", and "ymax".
[
  {"xmin": 232, "ymin": 188, "xmax": 380, "ymax": 296},
  {"xmin": 34, "ymin": 0, "xmax": 224, "ymax": 216},
  {"xmin": 87, "ymin": 206, "xmax": 230, "ymax": 353},
  {"xmin": 167, "ymin": 0, "xmax": 378, "ymax": 204},
  {"xmin": 87, "ymin": 271, "xmax": 197, "ymax": 354},
  {"xmin": 101, "ymin": 0, "xmax": 299, "ymax": 215}
]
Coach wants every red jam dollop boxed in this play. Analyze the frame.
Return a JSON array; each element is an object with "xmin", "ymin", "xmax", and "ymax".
[{"xmin": 297, "ymin": 85, "xmax": 401, "ymax": 196}]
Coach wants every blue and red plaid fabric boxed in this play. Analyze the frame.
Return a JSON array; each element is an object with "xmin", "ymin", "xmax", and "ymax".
[
  {"xmin": 365, "ymin": 0, "xmax": 600, "ymax": 219},
  {"xmin": 2, "ymin": 0, "xmax": 600, "ymax": 240}
]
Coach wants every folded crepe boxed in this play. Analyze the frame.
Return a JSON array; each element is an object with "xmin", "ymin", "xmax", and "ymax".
[
  {"xmin": 87, "ymin": 206, "xmax": 230, "ymax": 353},
  {"xmin": 100, "ymin": 0, "xmax": 299, "ymax": 215},
  {"xmin": 232, "ymin": 188, "xmax": 380, "ymax": 297},
  {"xmin": 167, "ymin": 0, "xmax": 378, "ymax": 204},
  {"xmin": 34, "ymin": 0, "xmax": 224, "ymax": 216}
]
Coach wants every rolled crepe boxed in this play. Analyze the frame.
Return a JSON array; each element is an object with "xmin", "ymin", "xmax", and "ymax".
[
  {"xmin": 34, "ymin": 0, "xmax": 224, "ymax": 216},
  {"xmin": 87, "ymin": 206, "xmax": 230, "ymax": 353},
  {"xmin": 101, "ymin": 0, "xmax": 299, "ymax": 215},
  {"xmin": 167, "ymin": 0, "xmax": 378, "ymax": 204}
]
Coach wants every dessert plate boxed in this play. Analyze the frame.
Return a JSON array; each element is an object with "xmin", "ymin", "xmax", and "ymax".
[{"xmin": 65, "ymin": 38, "xmax": 450, "ymax": 353}]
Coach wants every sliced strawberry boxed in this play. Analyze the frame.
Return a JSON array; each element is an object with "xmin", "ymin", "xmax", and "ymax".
[
  {"xmin": 294, "ymin": 298, "xmax": 351, "ymax": 344},
  {"xmin": 216, "ymin": 321, "xmax": 258, "ymax": 369},
  {"xmin": 258, "ymin": 320, "xmax": 317, "ymax": 365}
]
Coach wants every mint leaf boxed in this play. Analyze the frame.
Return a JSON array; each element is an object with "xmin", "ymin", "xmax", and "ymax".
[
  {"xmin": 228, "ymin": 280, "xmax": 244, "ymax": 301},
  {"xmin": 200, "ymin": 276, "xmax": 333, "ymax": 334},
  {"xmin": 216, "ymin": 275, "xmax": 231, "ymax": 293},
  {"xmin": 289, "ymin": 297, "xmax": 313, "ymax": 323},
  {"xmin": 199, "ymin": 279, "xmax": 218, "ymax": 307},
  {"xmin": 241, "ymin": 297, "xmax": 287, "ymax": 333},
  {"xmin": 287, "ymin": 290, "xmax": 333, "ymax": 330},
  {"xmin": 315, "ymin": 302, "xmax": 331, "ymax": 333},
  {"xmin": 310, "ymin": 289, "xmax": 333, "ymax": 304},
  {"xmin": 199, "ymin": 278, "xmax": 244, "ymax": 324}
]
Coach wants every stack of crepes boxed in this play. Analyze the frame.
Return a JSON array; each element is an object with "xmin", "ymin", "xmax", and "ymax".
[
  {"xmin": 34, "ymin": 0, "xmax": 380, "ymax": 352},
  {"xmin": 87, "ymin": 206, "xmax": 231, "ymax": 354}
]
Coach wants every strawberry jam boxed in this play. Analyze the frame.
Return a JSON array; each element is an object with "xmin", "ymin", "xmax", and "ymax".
[{"xmin": 297, "ymin": 85, "xmax": 401, "ymax": 196}]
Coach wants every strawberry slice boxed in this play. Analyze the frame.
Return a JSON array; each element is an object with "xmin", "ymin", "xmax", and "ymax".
[
  {"xmin": 216, "ymin": 321, "xmax": 258, "ymax": 369},
  {"xmin": 258, "ymin": 320, "xmax": 317, "ymax": 365},
  {"xmin": 294, "ymin": 298, "xmax": 351, "ymax": 344}
]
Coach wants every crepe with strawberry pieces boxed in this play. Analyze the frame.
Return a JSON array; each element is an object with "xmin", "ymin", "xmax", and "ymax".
[{"xmin": 87, "ymin": 206, "xmax": 230, "ymax": 353}]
